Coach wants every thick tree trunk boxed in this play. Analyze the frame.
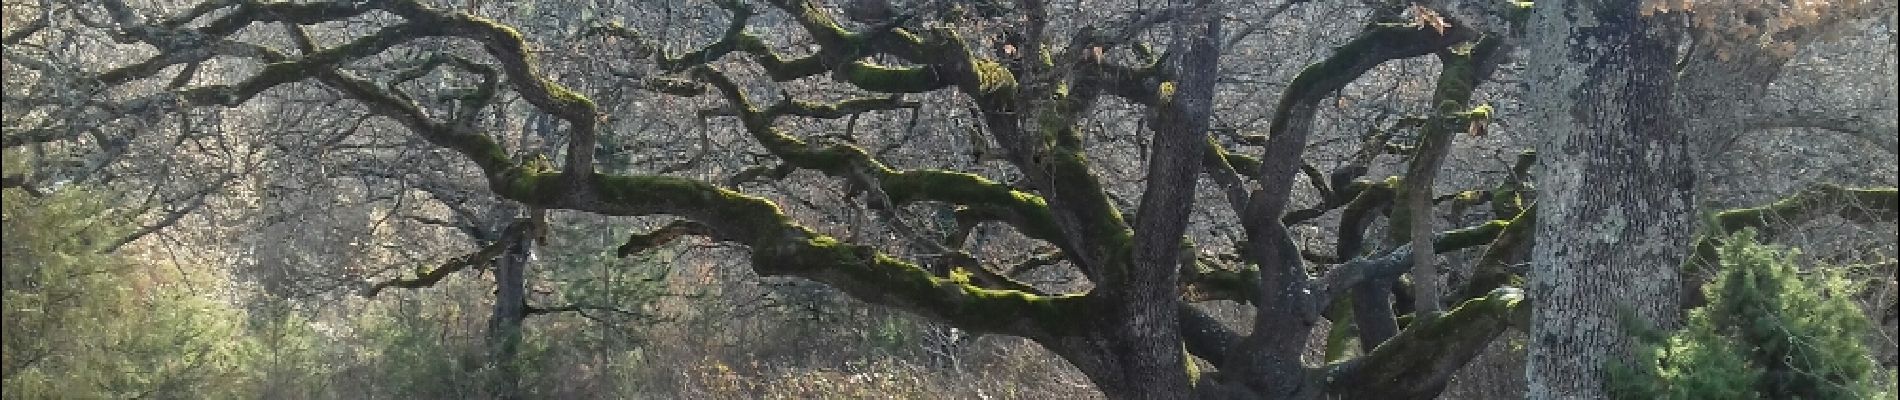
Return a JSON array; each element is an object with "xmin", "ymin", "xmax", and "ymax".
[
  {"xmin": 1522, "ymin": 2, "xmax": 1694, "ymax": 398},
  {"xmin": 1076, "ymin": 4, "xmax": 1225, "ymax": 398}
]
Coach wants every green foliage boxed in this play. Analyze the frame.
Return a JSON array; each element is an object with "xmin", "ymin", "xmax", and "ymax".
[
  {"xmin": 2, "ymin": 181, "xmax": 262, "ymax": 398},
  {"xmin": 352, "ymin": 298, "xmax": 485, "ymax": 398},
  {"xmin": 1610, "ymin": 230, "xmax": 1892, "ymax": 400},
  {"xmin": 243, "ymin": 300, "xmax": 332, "ymax": 398},
  {"xmin": 542, "ymin": 223, "xmax": 675, "ymax": 319}
]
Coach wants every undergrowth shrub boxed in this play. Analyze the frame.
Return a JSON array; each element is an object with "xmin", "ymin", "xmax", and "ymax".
[{"xmin": 1611, "ymin": 229, "xmax": 1892, "ymax": 399}]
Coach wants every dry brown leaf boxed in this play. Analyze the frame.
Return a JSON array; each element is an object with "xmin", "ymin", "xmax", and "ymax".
[{"xmin": 1411, "ymin": 3, "xmax": 1450, "ymax": 35}]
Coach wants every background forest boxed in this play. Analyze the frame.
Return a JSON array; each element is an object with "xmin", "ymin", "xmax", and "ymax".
[{"xmin": 2, "ymin": 0, "xmax": 1896, "ymax": 399}]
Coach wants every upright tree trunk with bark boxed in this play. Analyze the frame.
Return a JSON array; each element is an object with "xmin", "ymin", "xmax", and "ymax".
[
  {"xmin": 487, "ymin": 219, "xmax": 533, "ymax": 400},
  {"xmin": 1522, "ymin": 2, "xmax": 1695, "ymax": 398},
  {"xmin": 1077, "ymin": 4, "xmax": 1224, "ymax": 398}
]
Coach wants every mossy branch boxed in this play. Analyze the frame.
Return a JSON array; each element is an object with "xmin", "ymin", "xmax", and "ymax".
[
  {"xmin": 1387, "ymin": 35, "xmax": 1500, "ymax": 240},
  {"xmin": 163, "ymin": 22, "xmax": 435, "ymax": 107},
  {"xmin": 1690, "ymin": 184, "xmax": 1897, "ymax": 271},
  {"xmin": 364, "ymin": 219, "xmax": 536, "ymax": 297},
  {"xmin": 1683, "ymin": 184, "xmax": 1898, "ymax": 307},
  {"xmin": 1202, "ymin": 136, "xmax": 1254, "ymax": 215},
  {"xmin": 1490, "ymin": 150, "xmax": 1538, "ymax": 218},
  {"xmin": 1251, "ymin": 22, "xmax": 1478, "ymax": 218},
  {"xmin": 686, "ymin": 67, "xmax": 1065, "ymax": 248},
  {"xmin": 1452, "ymin": 206, "xmax": 1535, "ymax": 302},
  {"xmin": 1391, "ymin": 34, "xmax": 1499, "ymax": 313},
  {"xmin": 1280, "ymin": 133, "xmax": 1397, "ymax": 227},
  {"xmin": 1184, "ymin": 218, "xmax": 1511, "ymax": 305},
  {"xmin": 85, "ymin": 0, "xmax": 376, "ymax": 86},
  {"xmin": 1237, "ymin": 24, "xmax": 1478, "ymax": 355},
  {"xmin": 709, "ymin": 181, "xmax": 1078, "ymax": 335},
  {"xmin": 13, "ymin": 3, "xmax": 456, "ymax": 150},
  {"xmin": 1309, "ymin": 218, "xmax": 1509, "ymax": 312},
  {"xmin": 381, "ymin": 1, "xmax": 601, "ymax": 178},
  {"xmin": 384, "ymin": 53, "xmax": 500, "ymax": 125},
  {"xmin": 1322, "ymin": 288, "xmax": 1527, "ymax": 399},
  {"xmin": 1227, "ymin": 24, "xmax": 1479, "ymax": 379},
  {"xmin": 1717, "ymin": 185, "xmax": 1896, "ymax": 232},
  {"xmin": 314, "ymin": 66, "xmax": 515, "ymax": 175},
  {"xmin": 852, "ymin": 166, "xmax": 1048, "ymax": 295},
  {"xmin": 616, "ymin": 220, "xmax": 714, "ymax": 257},
  {"xmin": 1335, "ymin": 178, "xmax": 1399, "ymax": 260},
  {"xmin": 467, "ymin": 170, "xmax": 1087, "ymax": 337},
  {"xmin": 748, "ymin": 0, "xmax": 1134, "ymax": 289},
  {"xmin": 1182, "ymin": 260, "xmax": 1264, "ymax": 304}
]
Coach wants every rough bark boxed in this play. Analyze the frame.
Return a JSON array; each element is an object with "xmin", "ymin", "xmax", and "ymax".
[
  {"xmin": 1522, "ymin": 2, "xmax": 1693, "ymax": 398},
  {"xmin": 1325, "ymin": 288, "xmax": 1529, "ymax": 399},
  {"xmin": 1096, "ymin": 2, "xmax": 1223, "ymax": 397},
  {"xmin": 1393, "ymin": 35, "xmax": 1498, "ymax": 318},
  {"xmin": 487, "ymin": 223, "xmax": 531, "ymax": 400},
  {"xmin": 1226, "ymin": 21, "xmax": 1481, "ymax": 397}
]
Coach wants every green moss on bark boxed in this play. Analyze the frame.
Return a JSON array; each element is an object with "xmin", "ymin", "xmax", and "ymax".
[
  {"xmin": 1324, "ymin": 288, "xmax": 1525, "ymax": 398},
  {"xmin": 838, "ymin": 62, "xmax": 944, "ymax": 93},
  {"xmin": 880, "ymin": 170, "xmax": 1063, "ymax": 241}
]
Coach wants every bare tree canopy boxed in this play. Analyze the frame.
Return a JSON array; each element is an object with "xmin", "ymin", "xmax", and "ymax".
[{"xmin": 3, "ymin": 0, "xmax": 1895, "ymax": 398}]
